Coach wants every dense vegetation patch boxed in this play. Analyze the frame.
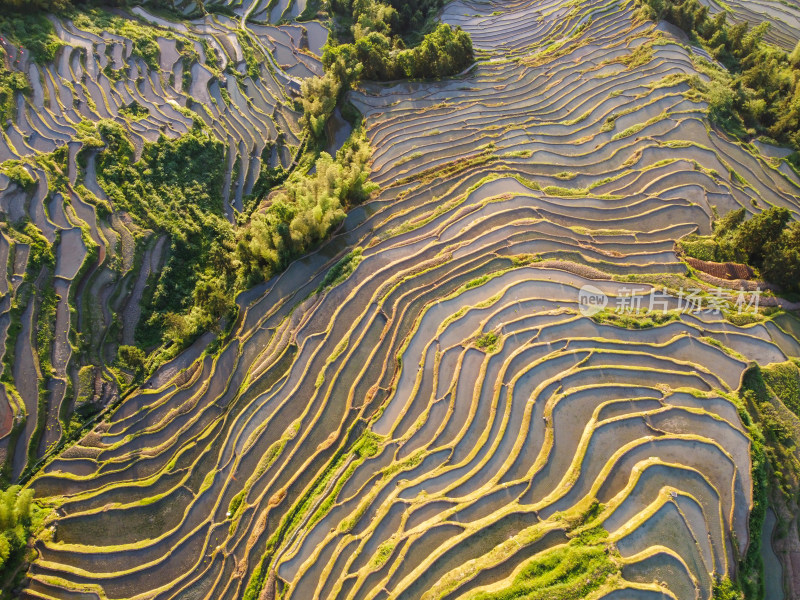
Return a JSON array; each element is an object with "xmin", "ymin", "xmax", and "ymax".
[
  {"xmin": 62, "ymin": 116, "xmax": 375, "ymax": 367},
  {"xmin": 475, "ymin": 331, "xmax": 500, "ymax": 352},
  {"xmin": 0, "ymin": 57, "xmax": 28, "ymax": 125},
  {"xmin": 301, "ymin": 0, "xmax": 473, "ymax": 139},
  {"xmin": 318, "ymin": 247, "xmax": 364, "ymax": 291},
  {"xmin": 679, "ymin": 207, "xmax": 800, "ymax": 293},
  {"xmin": 0, "ymin": 485, "xmax": 47, "ymax": 595},
  {"xmin": 0, "ymin": 161, "xmax": 34, "ymax": 190},
  {"xmin": 713, "ymin": 577, "xmax": 746, "ymax": 600},
  {"xmin": 591, "ymin": 307, "xmax": 679, "ymax": 329},
  {"xmin": 0, "ymin": 12, "xmax": 63, "ymax": 63},
  {"xmin": 755, "ymin": 361, "xmax": 800, "ymax": 500},
  {"xmin": 762, "ymin": 361, "xmax": 800, "ymax": 416},
  {"xmin": 237, "ymin": 131, "xmax": 375, "ymax": 287},
  {"xmin": 637, "ymin": 0, "xmax": 800, "ymax": 160},
  {"xmin": 90, "ymin": 120, "xmax": 235, "ymax": 353}
]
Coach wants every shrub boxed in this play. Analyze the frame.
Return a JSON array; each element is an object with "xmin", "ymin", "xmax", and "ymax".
[
  {"xmin": 475, "ymin": 331, "xmax": 499, "ymax": 351},
  {"xmin": 319, "ymin": 247, "xmax": 363, "ymax": 290},
  {"xmin": 119, "ymin": 101, "xmax": 149, "ymax": 120},
  {"xmin": 116, "ymin": 345, "xmax": 147, "ymax": 377},
  {"xmin": 472, "ymin": 538, "xmax": 617, "ymax": 600},
  {"xmin": 678, "ymin": 234, "xmax": 717, "ymax": 261},
  {"xmin": 0, "ymin": 162, "xmax": 35, "ymax": 190},
  {"xmin": 0, "ymin": 66, "xmax": 29, "ymax": 125},
  {"xmin": 713, "ymin": 577, "xmax": 745, "ymax": 600},
  {"xmin": 17, "ymin": 220, "xmax": 54, "ymax": 273}
]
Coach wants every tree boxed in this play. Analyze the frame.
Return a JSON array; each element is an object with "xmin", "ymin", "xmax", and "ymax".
[
  {"xmin": 733, "ymin": 206, "xmax": 791, "ymax": 264},
  {"xmin": 400, "ymin": 23, "xmax": 473, "ymax": 78},
  {"xmin": 237, "ymin": 131, "xmax": 375, "ymax": 286},
  {"xmin": 117, "ymin": 345, "xmax": 147, "ymax": 377},
  {"xmin": 0, "ymin": 485, "xmax": 36, "ymax": 577},
  {"xmin": 761, "ymin": 220, "xmax": 800, "ymax": 291},
  {"xmin": 709, "ymin": 207, "xmax": 800, "ymax": 292},
  {"xmin": 300, "ymin": 73, "xmax": 342, "ymax": 139}
]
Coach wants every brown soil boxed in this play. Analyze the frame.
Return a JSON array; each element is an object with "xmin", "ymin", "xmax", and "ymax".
[
  {"xmin": 685, "ymin": 256, "xmax": 753, "ymax": 280},
  {"xmin": 534, "ymin": 259, "xmax": 609, "ymax": 279},
  {"xmin": 259, "ymin": 569, "xmax": 277, "ymax": 600}
]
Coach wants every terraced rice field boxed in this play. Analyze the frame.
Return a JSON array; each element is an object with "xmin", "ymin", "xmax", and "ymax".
[
  {"xmin": 0, "ymin": 4, "xmax": 323, "ymax": 479},
  {"xmin": 7, "ymin": 0, "xmax": 800, "ymax": 598}
]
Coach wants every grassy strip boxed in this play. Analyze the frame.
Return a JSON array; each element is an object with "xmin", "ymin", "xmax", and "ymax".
[
  {"xmin": 471, "ymin": 503, "xmax": 618, "ymax": 600},
  {"xmin": 306, "ymin": 430, "xmax": 382, "ymax": 528},
  {"xmin": 34, "ymin": 275, "xmax": 56, "ymax": 378},
  {"xmin": 0, "ymin": 59, "xmax": 29, "ymax": 128},
  {"xmin": 472, "ymin": 540, "xmax": 616, "ymax": 600},
  {"xmin": 241, "ymin": 425, "xmax": 384, "ymax": 600},
  {"xmin": 591, "ymin": 308, "xmax": 680, "ymax": 329},
  {"xmin": 317, "ymin": 248, "xmax": 363, "ymax": 293}
]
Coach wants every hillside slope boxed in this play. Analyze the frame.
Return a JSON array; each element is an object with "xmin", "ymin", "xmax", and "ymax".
[
  {"xmin": 6, "ymin": 0, "xmax": 800, "ymax": 599},
  {"xmin": 0, "ymin": 4, "xmax": 324, "ymax": 481}
]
